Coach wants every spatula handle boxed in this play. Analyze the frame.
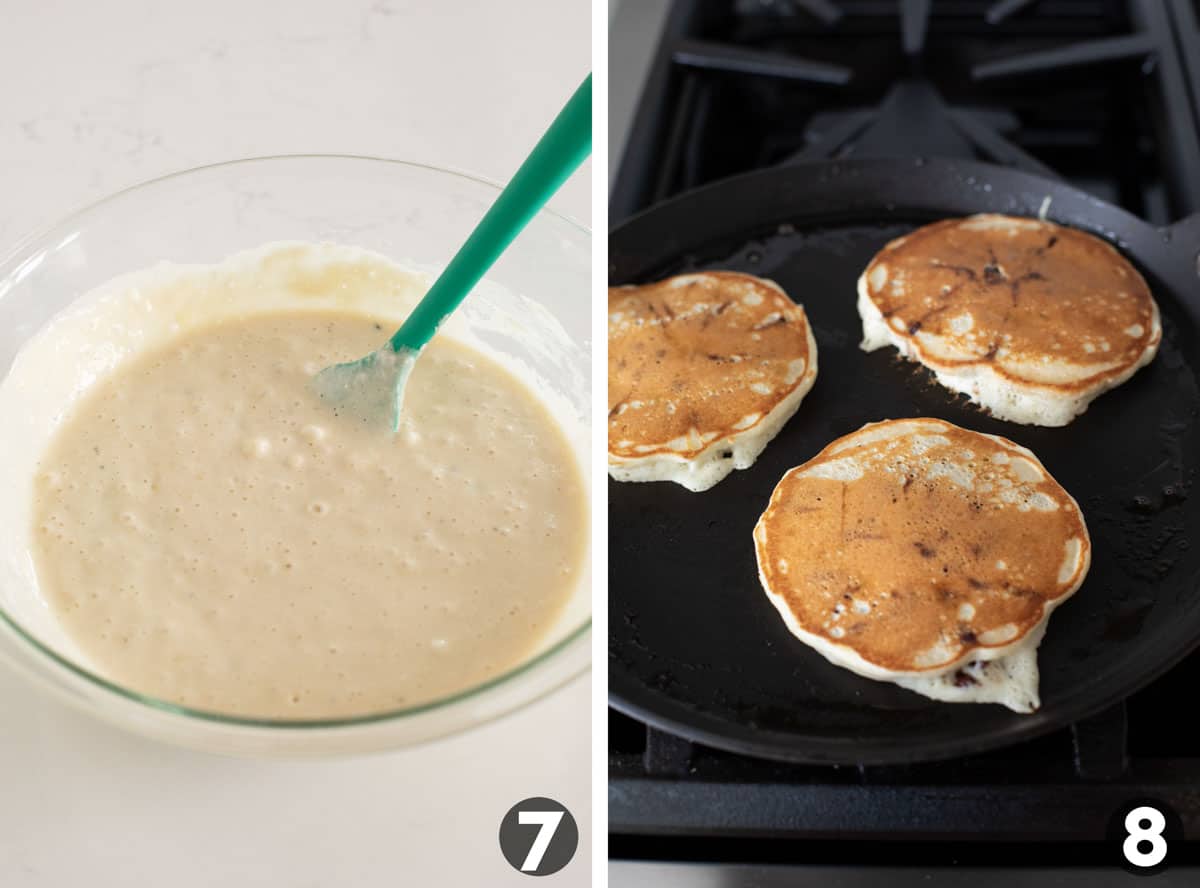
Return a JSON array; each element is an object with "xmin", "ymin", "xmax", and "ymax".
[{"xmin": 390, "ymin": 73, "xmax": 592, "ymax": 352}]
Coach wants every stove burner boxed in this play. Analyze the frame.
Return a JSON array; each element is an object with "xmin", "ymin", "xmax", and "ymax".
[{"xmin": 611, "ymin": 0, "xmax": 1200, "ymax": 222}]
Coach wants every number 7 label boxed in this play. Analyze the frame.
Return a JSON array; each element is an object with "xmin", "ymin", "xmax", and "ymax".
[
  {"xmin": 499, "ymin": 796, "xmax": 579, "ymax": 876},
  {"xmin": 517, "ymin": 810, "xmax": 565, "ymax": 871}
]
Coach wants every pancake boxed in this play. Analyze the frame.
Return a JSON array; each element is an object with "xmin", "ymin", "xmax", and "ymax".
[
  {"xmin": 753, "ymin": 418, "xmax": 1090, "ymax": 712},
  {"xmin": 608, "ymin": 272, "xmax": 818, "ymax": 492},
  {"xmin": 858, "ymin": 214, "xmax": 1161, "ymax": 426}
]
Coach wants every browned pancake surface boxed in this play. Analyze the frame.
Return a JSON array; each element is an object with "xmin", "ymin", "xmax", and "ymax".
[
  {"xmin": 754, "ymin": 419, "xmax": 1089, "ymax": 673},
  {"xmin": 862, "ymin": 215, "xmax": 1159, "ymax": 390},
  {"xmin": 608, "ymin": 272, "xmax": 814, "ymax": 460}
]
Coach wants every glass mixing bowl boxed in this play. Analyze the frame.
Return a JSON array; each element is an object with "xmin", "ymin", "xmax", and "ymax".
[{"xmin": 0, "ymin": 156, "xmax": 591, "ymax": 757}]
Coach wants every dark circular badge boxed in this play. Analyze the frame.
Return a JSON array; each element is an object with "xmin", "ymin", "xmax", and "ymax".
[{"xmin": 498, "ymin": 796, "xmax": 579, "ymax": 876}]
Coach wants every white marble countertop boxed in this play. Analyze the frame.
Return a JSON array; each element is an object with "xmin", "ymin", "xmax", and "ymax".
[{"xmin": 0, "ymin": 1, "xmax": 591, "ymax": 885}]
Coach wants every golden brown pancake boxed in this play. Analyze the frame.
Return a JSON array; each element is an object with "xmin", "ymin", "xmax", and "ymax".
[
  {"xmin": 858, "ymin": 214, "xmax": 1161, "ymax": 426},
  {"xmin": 609, "ymin": 272, "xmax": 818, "ymax": 492},
  {"xmin": 754, "ymin": 418, "xmax": 1090, "ymax": 711}
]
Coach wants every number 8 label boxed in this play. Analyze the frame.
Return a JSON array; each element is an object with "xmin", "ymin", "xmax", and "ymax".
[{"xmin": 1123, "ymin": 805, "xmax": 1168, "ymax": 868}]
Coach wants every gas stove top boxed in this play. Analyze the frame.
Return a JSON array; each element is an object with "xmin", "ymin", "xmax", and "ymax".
[
  {"xmin": 611, "ymin": 0, "xmax": 1200, "ymax": 224},
  {"xmin": 608, "ymin": 0, "xmax": 1200, "ymax": 870}
]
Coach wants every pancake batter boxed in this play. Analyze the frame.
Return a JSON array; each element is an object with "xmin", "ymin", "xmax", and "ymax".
[{"xmin": 27, "ymin": 252, "xmax": 587, "ymax": 720}]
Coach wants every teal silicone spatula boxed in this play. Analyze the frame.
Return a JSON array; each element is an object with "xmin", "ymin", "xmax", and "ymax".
[{"xmin": 314, "ymin": 73, "xmax": 592, "ymax": 430}]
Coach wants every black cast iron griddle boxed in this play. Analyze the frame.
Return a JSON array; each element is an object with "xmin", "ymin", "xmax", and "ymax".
[{"xmin": 608, "ymin": 158, "xmax": 1200, "ymax": 765}]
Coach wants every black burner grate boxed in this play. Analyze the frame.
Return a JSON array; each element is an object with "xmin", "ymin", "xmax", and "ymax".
[{"xmin": 610, "ymin": 0, "xmax": 1200, "ymax": 223}]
